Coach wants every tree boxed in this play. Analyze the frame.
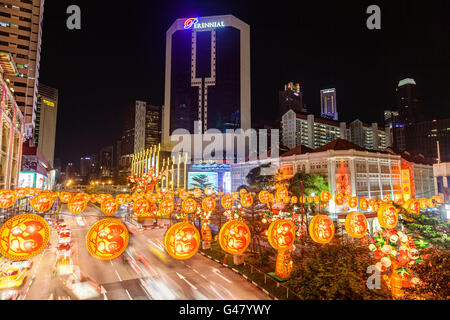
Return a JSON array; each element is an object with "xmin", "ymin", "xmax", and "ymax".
[
  {"xmin": 288, "ymin": 172, "xmax": 328, "ymax": 197},
  {"xmin": 189, "ymin": 174, "xmax": 213, "ymax": 190},
  {"xmin": 246, "ymin": 163, "xmax": 276, "ymax": 192}
]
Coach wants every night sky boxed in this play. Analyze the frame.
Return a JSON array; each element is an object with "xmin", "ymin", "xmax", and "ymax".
[{"xmin": 39, "ymin": 0, "xmax": 450, "ymax": 170}]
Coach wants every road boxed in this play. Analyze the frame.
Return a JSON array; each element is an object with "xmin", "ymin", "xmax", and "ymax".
[{"xmin": 5, "ymin": 203, "xmax": 270, "ymax": 300}]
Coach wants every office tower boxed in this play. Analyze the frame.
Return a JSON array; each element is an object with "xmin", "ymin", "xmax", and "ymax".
[
  {"xmin": 384, "ymin": 110, "xmax": 399, "ymax": 147},
  {"xmin": 99, "ymin": 146, "xmax": 113, "ymax": 178},
  {"xmin": 65, "ymin": 162, "xmax": 74, "ymax": 178},
  {"xmin": 320, "ymin": 88, "xmax": 338, "ymax": 121},
  {"xmin": 279, "ymin": 82, "xmax": 306, "ymax": 120},
  {"xmin": 0, "ymin": 0, "xmax": 45, "ymax": 138},
  {"xmin": 80, "ymin": 157, "xmax": 91, "ymax": 178},
  {"xmin": 35, "ymin": 83, "xmax": 57, "ymax": 168},
  {"xmin": 396, "ymin": 78, "xmax": 421, "ymax": 125},
  {"xmin": 145, "ymin": 104, "xmax": 162, "ymax": 148},
  {"xmin": 162, "ymin": 15, "xmax": 251, "ymax": 147}
]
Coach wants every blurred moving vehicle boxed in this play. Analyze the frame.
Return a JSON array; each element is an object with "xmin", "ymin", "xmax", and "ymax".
[
  {"xmin": 0, "ymin": 268, "xmax": 27, "ymax": 290},
  {"xmin": 0, "ymin": 289, "xmax": 23, "ymax": 300},
  {"xmin": 10, "ymin": 261, "xmax": 33, "ymax": 270},
  {"xmin": 57, "ymin": 243, "xmax": 72, "ymax": 256},
  {"xmin": 55, "ymin": 256, "xmax": 73, "ymax": 276},
  {"xmin": 145, "ymin": 239, "xmax": 170, "ymax": 264},
  {"xmin": 59, "ymin": 273, "xmax": 100, "ymax": 300}
]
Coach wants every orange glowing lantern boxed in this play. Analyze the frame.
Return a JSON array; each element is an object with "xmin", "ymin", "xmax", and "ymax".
[
  {"xmin": 101, "ymin": 199, "xmax": 118, "ymax": 216},
  {"xmin": 164, "ymin": 222, "xmax": 200, "ymax": 260},
  {"xmin": 204, "ymin": 187, "xmax": 215, "ymax": 196},
  {"xmin": 427, "ymin": 198, "xmax": 435, "ymax": 209},
  {"xmin": 182, "ymin": 198, "xmax": 197, "ymax": 214},
  {"xmin": 0, "ymin": 190, "xmax": 16, "ymax": 209},
  {"xmin": 377, "ymin": 203, "xmax": 398, "ymax": 229},
  {"xmin": 275, "ymin": 186, "xmax": 288, "ymax": 202},
  {"xmin": 372, "ymin": 200, "xmax": 381, "ymax": 212},
  {"xmin": 25, "ymin": 187, "xmax": 37, "ymax": 196},
  {"xmin": 74, "ymin": 193, "xmax": 90, "ymax": 203},
  {"xmin": 314, "ymin": 195, "xmax": 320, "ymax": 204},
  {"xmin": 345, "ymin": 212, "xmax": 368, "ymax": 238},
  {"xmin": 0, "ymin": 214, "xmax": 50, "ymax": 261},
  {"xmin": 258, "ymin": 190, "xmax": 271, "ymax": 204},
  {"xmin": 90, "ymin": 194, "xmax": 98, "ymax": 203},
  {"xmin": 115, "ymin": 194, "xmax": 128, "ymax": 205},
  {"xmin": 179, "ymin": 189, "xmax": 189, "ymax": 200},
  {"xmin": 291, "ymin": 196, "xmax": 298, "ymax": 204},
  {"xmin": 159, "ymin": 199, "xmax": 174, "ymax": 216},
  {"xmin": 359, "ymin": 197, "xmax": 369, "ymax": 211},
  {"xmin": 320, "ymin": 190, "xmax": 332, "ymax": 202},
  {"xmin": 98, "ymin": 193, "xmax": 114, "ymax": 204},
  {"xmin": 133, "ymin": 199, "xmax": 150, "ymax": 216},
  {"xmin": 239, "ymin": 188, "xmax": 248, "ymax": 197},
  {"xmin": 240, "ymin": 193, "xmax": 253, "ymax": 207},
  {"xmin": 31, "ymin": 194, "xmax": 53, "ymax": 212},
  {"xmin": 221, "ymin": 193, "xmax": 234, "ymax": 209},
  {"xmin": 309, "ymin": 214, "xmax": 335, "ymax": 244},
  {"xmin": 299, "ymin": 195, "xmax": 306, "ymax": 204},
  {"xmin": 432, "ymin": 195, "xmax": 443, "ymax": 205},
  {"xmin": 14, "ymin": 188, "xmax": 27, "ymax": 199},
  {"xmin": 68, "ymin": 198, "xmax": 87, "ymax": 214},
  {"xmin": 307, "ymin": 196, "xmax": 314, "ymax": 203},
  {"xmin": 202, "ymin": 197, "xmax": 216, "ymax": 211},
  {"xmin": 193, "ymin": 188, "xmax": 203, "ymax": 198},
  {"xmin": 419, "ymin": 198, "xmax": 428, "ymax": 211},
  {"xmin": 219, "ymin": 220, "xmax": 251, "ymax": 255},
  {"xmin": 267, "ymin": 219, "xmax": 295, "ymax": 250},
  {"xmin": 368, "ymin": 198, "xmax": 375, "ymax": 207},
  {"xmin": 275, "ymin": 248, "xmax": 293, "ymax": 279},
  {"xmin": 59, "ymin": 192, "xmax": 73, "ymax": 203},
  {"xmin": 348, "ymin": 196, "xmax": 358, "ymax": 209},
  {"xmin": 334, "ymin": 193, "xmax": 345, "ymax": 206},
  {"xmin": 86, "ymin": 218, "xmax": 129, "ymax": 260},
  {"xmin": 148, "ymin": 193, "xmax": 159, "ymax": 204},
  {"xmin": 403, "ymin": 198, "xmax": 420, "ymax": 215},
  {"xmin": 201, "ymin": 221, "xmax": 212, "ymax": 242}
]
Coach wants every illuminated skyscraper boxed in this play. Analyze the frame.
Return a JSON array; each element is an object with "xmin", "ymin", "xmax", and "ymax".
[{"xmin": 320, "ymin": 88, "xmax": 338, "ymax": 121}]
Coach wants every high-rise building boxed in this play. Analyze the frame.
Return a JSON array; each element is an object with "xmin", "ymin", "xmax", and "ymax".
[
  {"xmin": 279, "ymin": 82, "xmax": 306, "ymax": 120},
  {"xmin": 34, "ymin": 83, "xmax": 57, "ymax": 168},
  {"xmin": 145, "ymin": 104, "xmax": 162, "ymax": 148},
  {"xmin": 99, "ymin": 146, "xmax": 113, "ymax": 178},
  {"xmin": 383, "ymin": 110, "xmax": 399, "ymax": 147},
  {"xmin": 65, "ymin": 162, "xmax": 74, "ymax": 179},
  {"xmin": 396, "ymin": 78, "xmax": 421, "ymax": 125},
  {"xmin": 320, "ymin": 88, "xmax": 338, "ymax": 120},
  {"xmin": 0, "ymin": 0, "xmax": 45, "ymax": 138},
  {"xmin": 80, "ymin": 157, "xmax": 91, "ymax": 178},
  {"xmin": 162, "ymin": 15, "xmax": 251, "ymax": 148}
]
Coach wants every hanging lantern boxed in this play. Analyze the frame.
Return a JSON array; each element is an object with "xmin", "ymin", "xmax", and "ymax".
[
  {"xmin": 239, "ymin": 188, "xmax": 248, "ymax": 198},
  {"xmin": 348, "ymin": 196, "xmax": 358, "ymax": 209},
  {"xmin": 164, "ymin": 222, "xmax": 200, "ymax": 260},
  {"xmin": 201, "ymin": 220, "xmax": 212, "ymax": 242},
  {"xmin": 313, "ymin": 195, "xmax": 320, "ymax": 204},
  {"xmin": 219, "ymin": 220, "xmax": 251, "ymax": 255},
  {"xmin": 164, "ymin": 192, "xmax": 175, "ymax": 201},
  {"xmin": 148, "ymin": 193, "xmax": 158, "ymax": 204},
  {"xmin": 320, "ymin": 190, "xmax": 332, "ymax": 202},
  {"xmin": 403, "ymin": 199, "xmax": 420, "ymax": 215},
  {"xmin": 74, "ymin": 193, "xmax": 90, "ymax": 203},
  {"xmin": 90, "ymin": 194, "xmax": 98, "ymax": 203},
  {"xmin": 377, "ymin": 203, "xmax": 398, "ymax": 229},
  {"xmin": 258, "ymin": 190, "xmax": 271, "ymax": 204},
  {"xmin": 267, "ymin": 219, "xmax": 295, "ymax": 250},
  {"xmin": 68, "ymin": 198, "xmax": 87, "ymax": 214},
  {"xmin": 306, "ymin": 196, "xmax": 314, "ymax": 203},
  {"xmin": 59, "ymin": 192, "xmax": 73, "ymax": 203},
  {"xmin": 182, "ymin": 198, "xmax": 197, "ymax": 214},
  {"xmin": 115, "ymin": 194, "xmax": 128, "ymax": 205},
  {"xmin": 334, "ymin": 193, "xmax": 344, "ymax": 206},
  {"xmin": 275, "ymin": 186, "xmax": 288, "ymax": 202},
  {"xmin": 25, "ymin": 187, "xmax": 37, "ymax": 196},
  {"xmin": 372, "ymin": 200, "xmax": 381, "ymax": 212},
  {"xmin": 14, "ymin": 188, "xmax": 27, "ymax": 199},
  {"xmin": 179, "ymin": 189, "xmax": 189, "ymax": 200},
  {"xmin": 86, "ymin": 218, "xmax": 129, "ymax": 260},
  {"xmin": 240, "ymin": 193, "xmax": 253, "ymax": 207},
  {"xmin": 0, "ymin": 190, "xmax": 16, "ymax": 209},
  {"xmin": 345, "ymin": 211, "xmax": 368, "ymax": 238},
  {"xmin": 98, "ymin": 194, "xmax": 114, "ymax": 204},
  {"xmin": 193, "ymin": 188, "xmax": 203, "ymax": 198},
  {"xmin": 432, "ymin": 195, "xmax": 443, "ymax": 205},
  {"xmin": 0, "ymin": 214, "xmax": 50, "ymax": 261},
  {"xmin": 309, "ymin": 214, "xmax": 335, "ymax": 244},
  {"xmin": 290, "ymin": 196, "xmax": 298, "ymax": 204},
  {"xmin": 418, "ymin": 198, "xmax": 427, "ymax": 210},
  {"xmin": 426, "ymin": 198, "xmax": 435, "ymax": 209},
  {"xmin": 202, "ymin": 197, "xmax": 216, "ymax": 211},
  {"xmin": 393, "ymin": 193, "xmax": 404, "ymax": 205},
  {"xmin": 359, "ymin": 197, "xmax": 369, "ymax": 211},
  {"xmin": 31, "ymin": 194, "xmax": 53, "ymax": 212},
  {"xmin": 221, "ymin": 193, "xmax": 234, "ymax": 209},
  {"xmin": 133, "ymin": 199, "xmax": 150, "ymax": 216},
  {"xmin": 159, "ymin": 199, "xmax": 174, "ymax": 216},
  {"xmin": 101, "ymin": 199, "xmax": 118, "ymax": 216},
  {"xmin": 299, "ymin": 195, "xmax": 306, "ymax": 204}
]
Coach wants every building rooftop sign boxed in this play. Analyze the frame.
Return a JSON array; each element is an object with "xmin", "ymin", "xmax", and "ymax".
[{"xmin": 183, "ymin": 17, "xmax": 226, "ymax": 30}]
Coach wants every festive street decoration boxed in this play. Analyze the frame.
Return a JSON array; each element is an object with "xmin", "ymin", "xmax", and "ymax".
[
  {"xmin": 377, "ymin": 203, "xmax": 398, "ymax": 229},
  {"xmin": 201, "ymin": 220, "xmax": 212, "ymax": 242},
  {"xmin": 74, "ymin": 193, "xmax": 90, "ymax": 203},
  {"xmin": 14, "ymin": 188, "xmax": 27, "ymax": 199},
  {"xmin": 0, "ymin": 190, "xmax": 16, "ymax": 209},
  {"xmin": 202, "ymin": 197, "xmax": 216, "ymax": 212},
  {"xmin": 221, "ymin": 193, "xmax": 234, "ymax": 209},
  {"xmin": 97, "ymin": 194, "xmax": 114, "ymax": 204},
  {"xmin": 164, "ymin": 222, "xmax": 200, "ymax": 260},
  {"xmin": 275, "ymin": 248, "xmax": 293, "ymax": 279},
  {"xmin": 115, "ymin": 194, "xmax": 128, "ymax": 205},
  {"xmin": 101, "ymin": 199, "xmax": 118, "ymax": 216},
  {"xmin": 30, "ymin": 194, "xmax": 53, "ymax": 212},
  {"xmin": 86, "ymin": 218, "xmax": 129, "ymax": 260},
  {"xmin": 182, "ymin": 198, "xmax": 197, "ymax": 214},
  {"xmin": 89, "ymin": 194, "xmax": 98, "ymax": 203},
  {"xmin": 59, "ymin": 192, "xmax": 73, "ymax": 203},
  {"xmin": 68, "ymin": 198, "xmax": 87, "ymax": 214},
  {"xmin": 359, "ymin": 197, "xmax": 369, "ymax": 211},
  {"xmin": 0, "ymin": 214, "xmax": 50, "ymax": 261},
  {"xmin": 334, "ymin": 193, "xmax": 345, "ymax": 206},
  {"xmin": 267, "ymin": 219, "xmax": 295, "ymax": 250},
  {"xmin": 348, "ymin": 196, "xmax": 358, "ymax": 209},
  {"xmin": 309, "ymin": 214, "xmax": 335, "ymax": 244},
  {"xmin": 320, "ymin": 190, "xmax": 332, "ymax": 202},
  {"xmin": 240, "ymin": 193, "xmax": 253, "ymax": 207},
  {"xmin": 193, "ymin": 188, "xmax": 203, "ymax": 198},
  {"xmin": 219, "ymin": 220, "xmax": 251, "ymax": 255},
  {"xmin": 344, "ymin": 211, "xmax": 368, "ymax": 238},
  {"xmin": 158, "ymin": 199, "xmax": 174, "ymax": 216},
  {"xmin": 258, "ymin": 190, "xmax": 271, "ymax": 204},
  {"xmin": 403, "ymin": 198, "xmax": 420, "ymax": 215}
]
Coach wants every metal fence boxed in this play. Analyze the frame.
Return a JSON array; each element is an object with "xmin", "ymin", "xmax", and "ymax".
[{"xmin": 0, "ymin": 197, "xmax": 62, "ymax": 225}]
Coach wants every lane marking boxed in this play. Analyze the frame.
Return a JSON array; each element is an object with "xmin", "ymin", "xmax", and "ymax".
[
  {"xmin": 114, "ymin": 270, "xmax": 123, "ymax": 282},
  {"xmin": 125, "ymin": 289, "xmax": 133, "ymax": 300},
  {"xmin": 110, "ymin": 260, "xmax": 114, "ymax": 266}
]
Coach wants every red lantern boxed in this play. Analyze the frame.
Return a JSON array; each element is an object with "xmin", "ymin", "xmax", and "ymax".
[
  {"xmin": 221, "ymin": 193, "xmax": 234, "ymax": 209},
  {"xmin": 101, "ymin": 199, "xmax": 118, "ymax": 216},
  {"xmin": 313, "ymin": 195, "xmax": 320, "ymax": 204},
  {"xmin": 334, "ymin": 193, "xmax": 344, "ymax": 206},
  {"xmin": 193, "ymin": 188, "xmax": 203, "ymax": 198},
  {"xmin": 0, "ymin": 214, "xmax": 51, "ymax": 261},
  {"xmin": 403, "ymin": 199, "xmax": 420, "ymax": 215},
  {"xmin": 291, "ymin": 196, "xmax": 298, "ymax": 204},
  {"xmin": 275, "ymin": 186, "xmax": 288, "ymax": 202},
  {"xmin": 427, "ymin": 198, "xmax": 435, "ymax": 209},
  {"xmin": 240, "ymin": 193, "xmax": 253, "ymax": 207},
  {"xmin": 98, "ymin": 194, "xmax": 114, "ymax": 204},
  {"xmin": 320, "ymin": 190, "xmax": 331, "ymax": 202},
  {"xmin": 0, "ymin": 190, "xmax": 16, "ymax": 209},
  {"xmin": 182, "ymin": 198, "xmax": 197, "ymax": 214},
  {"xmin": 116, "ymin": 194, "xmax": 128, "ymax": 205},
  {"xmin": 359, "ymin": 197, "xmax": 369, "ymax": 211},
  {"xmin": 348, "ymin": 196, "xmax": 358, "ymax": 209},
  {"xmin": 74, "ymin": 193, "xmax": 90, "ymax": 203},
  {"xmin": 60, "ymin": 192, "xmax": 73, "ymax": 203},
  {"xmin": 68, "ymin": 198, "xmax": 87, "ymax": 214},
  {"xmin": 219, "ymin": 220, "xmax": 251, "ymax": 255},
  {"xmin": 14, "ymin": 188, "xmax": 27, "ymax": 199},
  {"xmin": 309, "ymin": 214, "xmax": 335, "ymax": 244},
  {"xmin": 267, "ymin": 219, "xmax": 295, "ymax": 250},
  {"xmin": 90, "ymin": 194, "xmax": 98, "ymax": 203},
  {"xmin": 159, "ymin": 199, "xmax": 174, "ymax": 216},
  {"xmin": 258, "ymin": 190, "xmax": 271, "ymax": 204},
  {"xmin": 201, "ymin": 221, "xmax": 212, "ymax": 242},
  {"xmin": 31, "ymin": 194, "xmax": 53, "ymax": 212},
  {"xmin": 307, "ymin": 196, "xmax": 314, "ymax": 203},
  {"xmin": 86, "ymin": 218, "xmax": 129, "ymax": 260},
  {"xmin": 133, "ymin": 199, "xmax": 150, "ymax": 216},
  {"xmin": 164, "ymin": 222, "xmax": 200, "ymax": 260},
  {"xmin": 345, "ymin": 212, "xmax": 368, "ymax": 238},
  {"xmin": 202, "ymin": 197, "xmax": 216, "ymax": 211}
]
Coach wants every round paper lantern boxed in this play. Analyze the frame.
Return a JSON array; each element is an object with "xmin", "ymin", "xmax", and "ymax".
[
  {"xmin": 240, "ymin": 193, "xmax": 253, "ymax": 207},
  {"xmin": 291, "ymin": 196, "xmax": 298, "ymax": 204},
  {"xmin": 239, "ymin": 188, "xmax": 248, "ymax": 197},
  {"xmin": 133, "ymin": 199, "xmax": 150, "ymax": 216},
  {"xmin": 116, "ymin": 194, "xmax": 128, "ymax": 205},
  {"xmin": 25, "ymin": 187, "xmax": 37, "ymax": 196},
  {"xmin": 267, "ymin": 219, "xmax": 295, "ymax": 250},
  {"xmin": 204, "ymin": 187, "xmax": 215, "ymax": 196},
  {"xmin": 320, "ymin": 190, "xmax": 332, "ymax": 202},
  {"xmin": 334, "ymin": 193, "xmax": 344, "ymax": 206},
  {"xmin": 101, "ymin": 199, "xmax": 118, "ymax": 216},
  {"xmin": 98, "ymin": 193, "xmax": 114, "ymax": 204},
  {"xmin": 403, "ymin": 198, "xmax": 420, "ymax": 215},
  {"xmin": 148, "ymin": 193, "xmax": 158, "ymax": 204},
  {"xmin": 299, "ymin": 196, "xmax": 306, "ymax": 204},
  {"xmin": 0, "ymin": 214, "xmax": 50, "ymax": 261},
  {"xmin": 359, "ymin": 197, "xmax": 369, "ymax": 211},
  {"xmin": 221, "ymin": 193, "xmax": 234, "ymax": 209},
  {"xmin": 164, "ymin": 222, "xmax": 200, "ymax": 260},
  {"xmin": 427, "ymin": 198, "xmax": 435, "ymax": 209},
  {"xmin": 68, "ymin": 198, "xmax": 87, "ymax": 214},
  {"xmin": 182, "ymin": 198, "xmax": 197, "ymax": 214},
  {"xmin": 345, "ymin": 212, "xmax": 368, "ymax": 238},
  {"xmin": 14, "ymin": 188, "xmax": 27, "ymax": 199},
  {"xmin": 432, "ymin": 195, "xmax": 443, "ymax": 205},
  {"xmin": 179, "ymin": 189, "xmax": 189, "ymax": 200},
  {"xmin": 159, "ymin": 199, "xmax": 174, "ymax": 216},
  {"xmin": 74, "ymin": 193, "xmax": 90, "ymax": 203},
  {"xmin": 193, "ymin": 188, "xmax": 203, "ymax": 198},
  {"xmin": 309, "ymin": 214, "xmax": 335, "ymax": 244},
  {"xmin": 86, "ymin": 218, "xmax": 129, "ymax": 260},
  {"xmin": 275, "ymin": 186, "xmax": 288, "ymax": 202},
  {"xmin": 307, "ymin": 196, "xmax": 314, "ymax": 203},
  {"xmin": 377, "ymin": 203, "xmax": 398, "ymax": 229},
  {"xmin": 348, "ymin": 197, "xmax": 358, "ymax": 209},
  {"xmin": 31, "ymin": 194, "xmax": 53, "ymax": 212},
  {"xmin": 258, "ymin": 190, "xmax": 271, "ymax": 204},
  {"xmin": 0, "ymin": 190, "xmax": 16, "ymax": 209},
  {"xmin": 59, "ymin": 192, "xmax": 73, "ymax": 203},
  {"xmin": 89, "ymin": 194, "xmax": 98, "ymax": 203},
  {"xmin": 202, "ymin": 197, "xmax": 216, "ymax": 212},
  {"xmin": 219, "ymin": 220, "xmax": 251, "ymax": 255},
  {"xmin": 418, "ymin": 198, "xmax": 428, "ymax": 210},
  {"xmin": 313, "ymin": 195, "xmax": 320, "ymax": 204},
  {"xmin": 372, "ymin": 200, "xmax": 381, "ymax": 212}
]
